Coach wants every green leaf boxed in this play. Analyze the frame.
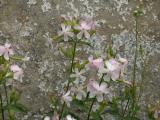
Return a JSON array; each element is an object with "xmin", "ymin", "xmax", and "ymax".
[
  {"xmin": 52, "ymin": 35, "xmax": 62, "ymax": 41},
  {"xmin": 72, "ymin": 99, "xmax": 88, "ymax": 112},
  {"xmin": 8, "ymin": 103, "xmax": 27, "ymax": 113},
  {"xmin": 0, "ymin": 56, "xmax": 6, "ymax": 64},
  {"xmin": 90, "ymin": 112, "xmax": 103, "ymax": 120},
  {"xmin": 9, "ymin": 91, "xmax": 19, "ymax": 104},
  {"xmin": 98, "ymin": 102, "xmax": 107, "ymax": 113},
  {"xmin": 77, "ymin": 40, "xmax": 93, "ymax": 48},
  {"xmin": 59, "ymin": 46, "xmax": 74, "ymax": 58},
  {"xmin": 10, "ymin": 56, "xmax": 24, "ymax": 61}
]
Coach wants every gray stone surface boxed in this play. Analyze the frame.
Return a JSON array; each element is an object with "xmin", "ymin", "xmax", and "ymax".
[{"xmin": 0, "ymin": 0, "xmax": 160, "ymax": 119}]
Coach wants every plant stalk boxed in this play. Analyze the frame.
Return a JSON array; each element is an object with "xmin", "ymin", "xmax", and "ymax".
[
  {"xmin": 0, "ymin": 92, "xmax": 5, "ymax": 120},
  {"xmin": 87, "ymin": 74, "xmax": 104, "ymax": 120},
  {"xmin": 59, "ymin": 40, "xmax": 77, "ymax": 120}
]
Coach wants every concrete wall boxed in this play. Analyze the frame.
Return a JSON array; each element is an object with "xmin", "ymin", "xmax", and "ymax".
[{"xmin": 0, "ymin": 0, "xmax": 160, "ymax": 119}]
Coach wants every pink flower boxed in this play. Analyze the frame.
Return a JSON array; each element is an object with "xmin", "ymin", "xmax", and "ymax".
[
  {"xmin": 105, "ymin": 58, "xmax": 128, "ymax": 81},
  {"xmin": 58, "ymin": 24, "xmax": 74, "ymax": 41},
  {"xmin": 87, "ymin": 80, "xmax": 109, "ymax": 102},
  {"xmin": 86, "ymin": 56, "xmax": 103, "ymax": 70},
  {"xmin": 10, "ymin": 65, "xmax": 23, "ymax": 82},
  {"xmin": 0, "ymin": 43, "xmax": 14, "ymax": 60},
  {"xmin": 74, "ymin": 21, "xmax": 91, "ymax": 39},
  {"xmin": 52, "ymin": 112, "xmax": 59, "ymax": 120}
]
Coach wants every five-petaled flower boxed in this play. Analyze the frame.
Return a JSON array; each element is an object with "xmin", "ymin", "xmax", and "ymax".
[
  {"xmin": 62, "ymin": 91, "xmax": 72, "ymax": 107},
  {"xmin": 87, "ymin": 80, "xmax": 109, "ymax": 102},
  {"xmin": 70, "ymin": 68, "xmax": 86, "ymax": 84},
  {"xmin": 105, "ymin": 58, "xmax": 128, "ymax": 81},
  {"xmin": 0, "ymin": 43, "xmax": 14, "ymax": 60},
  {"xmin": 58, "ymin": 24, "xmax": 74, "ymax": 41},
  {"xmin": 10, "ymin": 65, "xmax": 23, "ymax": 82},
  {"xmin": 86, "ymin": 56, "xmax": 103, "ymax": 70},
  {"xmin": 71, "ymin": 85, "xmax": 86, "ymax": 100},
  {"xmin": 74, "ymin": 21, "xmax": 91, "ymax": 39}
]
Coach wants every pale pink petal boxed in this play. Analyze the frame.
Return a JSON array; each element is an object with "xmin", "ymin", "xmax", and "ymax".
[
  {"xmin": 58, "ymin": 31, "xmax": 63, "ymax": 36},
  {"xmin": 4, "ymin": 52, "xmax": 9, "ymax": 60},
  {"xmin": 10, "ymin": 65, "xmax": 23, "ymax": 81},
  {"xmin": 4, "ymin": 43, "xmax": 11, "ymax": 48},
  {"xmin": 74, "ymin": 25, "xmax": 82, "ymax": 30},
  {"xmin": 0, "ymin": 46, "xmax": 5, "ymax": 56},
  {"xmin": 92, "ymin": 58, "xmax": 103, "ymax": 69},
  {"xmin": 52, "ymin": 112, "xmax": 59, "ymax": 120},
  {"xmin": 67, "ymin": 32, "xmax": 74, "ymax": 37},
  {"xmin": 88, "ymin": 56, "xmax": 93, "ymax": 62},
  {"xmin": 111, "ymin": 70, "xmax": 120, "ymax": 81},
  {"xmin": 64, "ymin": 34, "xmax": 68, "ymax": 41},
  {"xmin": 61, "ymin": 24, "xmax": 66, "ymax": 31},
  {"xmin": 97, "ymin": 94, "xmax": 103, "ymax": 102},
  {"xmin": 76, "ymin": 93, "xmax": 82, "ymax": 100},
  {"xmin": 77, "ymin": 31, "xmax": 83, "ymax": 39},
  {"xmin": 66, "ymin": 26, "xmax": 71, "ymax": 31},
  {"xmin": 84, "ymin": 30, "xmax": 90, "ymax": 39}
]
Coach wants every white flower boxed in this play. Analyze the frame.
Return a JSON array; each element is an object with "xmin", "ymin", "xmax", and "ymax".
[
  {"xmin": 22, "ymin": 56, "xmax": 30, "ymax": 61},
  {"xmin": 119, "ymin": 57, "xmax": 128, "ymax": 76},
  {"xmin": 0, "ymin": 43, "xmax": 14, "ymax": 60},
  {"xmin": 154, "ymin": 110, "xmax": 159, "ymax": 119},
  {"xmin": 87, "ymin": 80, "xmax": 109, "ymax": 102},
  {"xmin": 62, "ymin": 91, "xmax": 72, "ymax": 107},
  {"xmin": 44, "ymin": 116, "xmax": 50, "ymax": 120},
  {"xmin": 10, "ymin": 65, "xmax": 23, "ymax": 82},
  {"xmin": 92, "ymin": 104, "xmax": 99, "ymax": 112},
  {"xmin": 66, "ymin": 115, "xmax": 76, "ymax": 120},
  {"xmin": 70, "ymin": 68, "xmax": 86, "ymax": 84},
  {"xmin": 58, "ymin": 24, "xmax": 74, "ymax": 41},
  {"xmin": 71, "ymin": 85, "xmax": 86, "ymax": 100}
]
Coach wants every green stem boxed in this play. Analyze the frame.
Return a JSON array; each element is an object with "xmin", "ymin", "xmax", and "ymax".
[
  {"xmin": 59, "ymin": 40, "xmax": 77, "ymax": 120},
  {"xmin": 0, "ymin": 92, "xmax": 5, "ymax": 120},
  {"xmin": 122, "ymin": 99, "xmax": 130, "ymax": 119},
  {"xmin": 87, "ymin": 74, "xmax": 104, "ymax": 120},
  {"xmin": 87, "ymin": 97, "xmax": 96, "ymax": 120},
  {"xmin": 3, "ymin": 82, "xmax": 13, "ymax": 120},
  {"xmin": 130, "ymin": 15, "xmax": 139, "ymax": 120}
]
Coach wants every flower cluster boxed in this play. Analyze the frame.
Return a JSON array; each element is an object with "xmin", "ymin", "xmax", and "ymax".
[
  {"xmin": 0, "ymin": 43, "xmax": 23, "ymax": 82},
  {"xmin": 48, "ymin": 16, "xmax": 130, "ymax": 120},
  {"xmin": 0, "ymin": 42, "xmax": 27, "ymax": 120}
]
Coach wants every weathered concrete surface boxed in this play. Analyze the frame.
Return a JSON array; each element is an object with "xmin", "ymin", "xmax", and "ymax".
[{"xmin": 0, "ymin": 0, "xmax": 160, "ymax": 119}]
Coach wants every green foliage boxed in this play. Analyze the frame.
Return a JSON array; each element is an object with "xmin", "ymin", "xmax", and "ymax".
[
  {"xmin": 4, "ymin": 91, "xmax": 27, "ymax": 113},
  {"xmin": 90, "ymin": 112, "xmax": 103, "ymax": 120},
  {"xmin": 72, "ymin": 99, "xmax": 88, "ymax": 112},
  {"xmin": 60, "ymin": 46, "xmax": 74, "ymax": 58}
]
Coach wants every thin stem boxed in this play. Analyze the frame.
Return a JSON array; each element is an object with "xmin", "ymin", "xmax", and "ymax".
[
  {"xmin": 87, "ymin": 97, "xmax": 96, "ymax": 120},
  {"xmin": 0, "ymin": 92, "xmax": 5, "ymax": 120},
  {"xmin": 130, "ymin": 15, "xmax": 139, "ymax": 120},
  {"xmin": 3, "ymin": 82, "xmax": 13, "ymax": 120},
  {"xmin": 59, "ymin": 40, "xmax": 77, "ymax": 120},
  {"xmin": 87, "ymin": 74, "xmax": 104, "ymax": 120},
  {"xmin": 132, "ymin": 15, "xmax": 138, "ymax": 96},
  {"xmin": 122, "ymin": 99, "xmax": 130, "ymax": 119},
  {"xmin": 137, "ymin": 62, "xmax": 146, "ymax": 102}
]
